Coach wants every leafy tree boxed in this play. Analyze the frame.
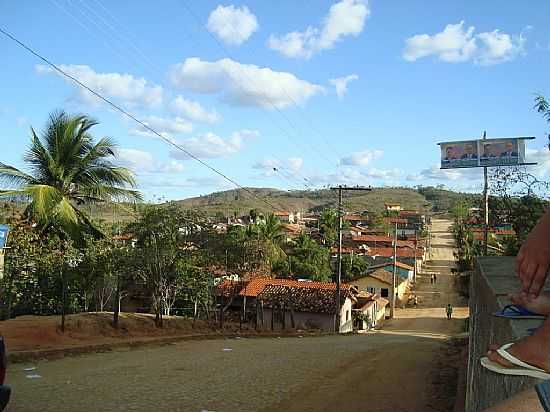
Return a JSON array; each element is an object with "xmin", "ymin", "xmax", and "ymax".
[
  {"xmin": 0, "ymin": 111, "xmax": 141, "ymax": 242},
  {"xmin": 128, "ymin": 205, "xmax": 184, "ymax": 326},
  {"xmin": 282, "ymin": 232, "xmax": 332, "ymax": 281},
  {"xmin": 319, "ymin": 208, "xmax": 338, "ymax": 245},
  {"xmin": 341, "ymin": 254, "xmax": 368, "ymax": 281}
]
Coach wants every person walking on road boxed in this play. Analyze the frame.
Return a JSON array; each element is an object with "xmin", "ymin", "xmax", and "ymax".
[
  {"xmin": 446, "ymin": 303, "xmax": 453, "ymax": 320},
  {"xmin": 430, "ymin": 274, "xmax": 434, "ymax": 284},
  {"xmin": 413, "ymin": 295, "xmax": 418, "ymax": 308},
  {"xmin": 434, "ymin": 274, "xmax": 437, "ymax": 284}
]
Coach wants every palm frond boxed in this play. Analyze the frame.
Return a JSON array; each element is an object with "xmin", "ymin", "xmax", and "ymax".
[
  {"xmin": 0, "ymin": 163, "xmax": 35, "ymax": 188},
  {"xmin": 25, "ymin": 184, "xmax": 64, "ymax": 224},
  {"xmin": 76, "ymin": 185, "xmax": 143, "ymax": 203}
]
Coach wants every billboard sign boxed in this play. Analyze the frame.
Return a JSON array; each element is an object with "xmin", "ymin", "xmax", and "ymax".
[
  {"xmin": 0, "ymin": 225, "xmax": 9, "ymax": 249},
  {"xmin": 440, "ymin": 137, "xmax": 531, "ymax": 169}
]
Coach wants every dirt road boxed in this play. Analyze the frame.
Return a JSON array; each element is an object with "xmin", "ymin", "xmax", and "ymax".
[{"xmin": 5, "ymin": 219, "xmax": 468, "ymax": 412}]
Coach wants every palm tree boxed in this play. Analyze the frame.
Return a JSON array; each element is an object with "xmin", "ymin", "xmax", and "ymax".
[
  {"xmin": 258, "ymin": 214, "xmax": 286, "ymax": 267},
  {"xmin": 0, "ymin": 111, "xmax": 141, "ymax": 240}
]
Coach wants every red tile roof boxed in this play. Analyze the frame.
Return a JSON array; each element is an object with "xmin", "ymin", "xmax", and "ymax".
[
  {"xmin": 351, "ymin": 235, "xmax": 416, "ymax": 248},
  {"xmin": 343, "ymin": 215, "xmax": 366, "ymax": 221},
  {"xmin": 239, "ymin": 278, "xmax": 351, "ymax": 298},
  {"xmin": 384, "ymin": 217, "xmax": 408, "ymax": 224},
  {"xmin": 281, "ymin": 223, "xmax": 302, "ymax": 233},
  {"xmin": 274, "ymin": 211, "xmax": 291, "ymax": 216},
  {"xmin": 257, "ymin": 284, "xmax": 355, "ymax": 314},
  {"xmin": 366, "ymin": 247, "xmax": 423, "ymax": 258}
]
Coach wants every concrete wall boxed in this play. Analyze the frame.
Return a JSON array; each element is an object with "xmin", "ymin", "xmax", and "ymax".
[{"xmin": 466, "ymin": 257, "xmax": 544, "ymax": 412}]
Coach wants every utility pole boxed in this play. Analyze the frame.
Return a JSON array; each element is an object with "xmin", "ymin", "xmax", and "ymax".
[
  {"xmin": 482, "ymin": 131, "xmax": 489, "ymax": 256},
  {"xmin": 330, "ymin": 185, "xmax": 372, "ymax": 332},
  {"xmin": 413, "ymin": 225, "xmax": 418, "ymax": 283},
  {"xmin": 390, "ymin": 219, "xmax": 398, "ymax": 319}
]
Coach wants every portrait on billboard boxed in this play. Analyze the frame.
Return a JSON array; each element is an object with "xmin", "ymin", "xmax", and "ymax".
[
  {"xmin": 440, "ymin": 141, "xmax": 478, "ymax": 168},
  {"xmin": 479, "ymin": 139, "xmax": 520, "ymax": 167},
  {"xmin": 440, "ymin": 137, "xmax": 531, "ymax": 169}
]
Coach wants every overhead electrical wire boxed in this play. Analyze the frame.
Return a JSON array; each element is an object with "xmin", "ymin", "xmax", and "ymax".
[
  {"xmin": 177, "ymin": 1, "xmax": 335, "ymax": 179},
  {"xmin": 0, "ymin": 26, "xmax": 285, "ymax": 213},
  {"xmin": 179, "ymin": 1, "xmax": 345, "ymax": 168},
  {"xmin": 64, "ymin": 0, "xmax": 313, "ymax": 193}
]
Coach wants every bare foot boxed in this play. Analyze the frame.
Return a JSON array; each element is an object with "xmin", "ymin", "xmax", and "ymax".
[
  {"xmin": 516, "ymin": 210, "xmax": 550, "ymax": 298},
  {"xmin": 487, "ymin": 319, "xmax": 550, "ymax": 372},
  {"xmin": 510, "ymin": 291, "xmax": 550, "ymax": 315}
]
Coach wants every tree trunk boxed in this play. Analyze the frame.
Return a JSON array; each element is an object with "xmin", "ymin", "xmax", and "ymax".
[
  {"xmin": 113, "ymin": 279, "xmax": 120, "ymax": 329},
  {"xmin": 61, "ymin": 271, "xmax": 66, "ymax": 333}
]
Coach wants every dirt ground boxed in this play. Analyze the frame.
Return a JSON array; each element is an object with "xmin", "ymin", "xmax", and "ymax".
[
  {"xmin": 3, "ymin": 218, "xmax": 469, "ymax": 412},
  {"xmin": 0, "ymin": 312, "xmax": 245, "ymax": 354}
]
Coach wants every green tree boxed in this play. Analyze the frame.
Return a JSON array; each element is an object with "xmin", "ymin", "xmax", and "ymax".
[
  {"xmin": 0, "ymin": 111, "xmax": 141, "ymax": 241},
  {"xmin": 341, "ymin": 254, "xmax": 368, "ymax": 281},
  {"xmin": 283, "ymin": 232, "xmax": 332, "ymax": 282},
  {"xmin": 319, "ymin": 208, "xmax": 338, "ymax": 245}
]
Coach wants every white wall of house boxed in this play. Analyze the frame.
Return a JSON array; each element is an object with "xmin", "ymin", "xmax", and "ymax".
[
  {"xmin": 339, "ymin": 298, "xmax": 353, "ymax": 333},
  {"xmin": 352, "ymin": 276, "xmax": 408, "ymax": 302}
]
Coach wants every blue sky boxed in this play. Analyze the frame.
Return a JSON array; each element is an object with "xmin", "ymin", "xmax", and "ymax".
[{"xmin": 1, "ymin": 0, "xmax": 550, "ymax": 201}]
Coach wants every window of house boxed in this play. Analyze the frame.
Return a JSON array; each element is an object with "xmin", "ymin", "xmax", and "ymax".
[
  {"xmin": 381, "ymin": 288, "xmax": 389, "ymax": 298},
  {"xmin": 346, "ymin": 310, "xmax": 350, "ymax": 321},
  {"xmin": 368, "ymin": 287, "xmax": 375, "ymax": 294}
]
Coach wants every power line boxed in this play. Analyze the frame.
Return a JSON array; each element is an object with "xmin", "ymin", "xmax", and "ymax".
[
  {"xmin": 179, "ymin": 1, "xmax": 336, "ymax": 172},
  {"xmin": 179, "ymin": 1, "xmax": 344, "ymax": 167},
  {"xmin": 69, "ymin": 0, "xmax": 313, "ymax": 193},
  {"xmin": 0, "ymin": 26, "xmax": 284, "ymax": 213}
]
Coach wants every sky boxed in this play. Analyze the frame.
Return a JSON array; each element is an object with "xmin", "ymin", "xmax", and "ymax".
[{"xmin": 1, "ymin": 0, "xmax": 550, "ymax": 201}]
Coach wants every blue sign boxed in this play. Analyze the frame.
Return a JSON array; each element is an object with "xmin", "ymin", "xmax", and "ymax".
[{"xmin": 0, "ymin": 225, "xmax": 9, "ymax": 249}]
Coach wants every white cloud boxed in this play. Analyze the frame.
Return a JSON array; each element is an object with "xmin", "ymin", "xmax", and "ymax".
[
  {"xmin": 526, "ymin": 148, "xmax": 550, "ymax": 177},
  {"xmin": 206, "ymin": 4, "xmax": 259, "ymax": 46},
  {"xmin": 340, "ymin": 149, "xmax": 383, "ymax": 166},
  {"xmin": 407, "ymin": 164, "xmax": 482, "ymax": 182},
  {"xmin": 403, "ymin": 21, "xmax": 526, "ymax": 65},
  {"xmin": 268, "ymin": 0, "xmax": 370, "ymax": 59},
  {"xmin": 36, "ymin": 64, "xmax": 163, "ymax": 107},
  {"xmin": 170, "ymin": 95, "xmax": 221, "ymax": 124},
  {"xmin": 116, "ymin": 148, "xmax": 185, "ymax": 174},
  {"xmin": 253, "ymin": 157, "xmax": 304, "ymax": 176},
  {"xmin": 170, "ymin": 58, "xmax": 323, "ymax": 109},
  {"xmin": 329, "ymin": 74, "xmax": 358, "ymax": 99},
  {"xmin": 129, "ymin": 115, "xmax": 193, "ymax": 138},
  {"xmin": 170, "ymin": 129, "xmax": 258, "ymax": 160},
  {"xmin": 143, "ymin": 176, "xmax": 228, "ymax": 189}
]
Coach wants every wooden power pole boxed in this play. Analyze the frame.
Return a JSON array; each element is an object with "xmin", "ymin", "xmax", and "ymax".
[
  {"xmin": 482, "ymin": 131, "xmax": 489, "ymax": 256},
  {"xmin": 329, "ymin": 185, "xmax": 372, "ymax": 332}
]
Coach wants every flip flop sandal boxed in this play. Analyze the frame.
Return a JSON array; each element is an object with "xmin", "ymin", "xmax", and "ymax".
[
  {"xmin": 480, "ymin": 342, "xmax": 550, "ymax": 380},
  {"xmin": 493, "ymin": 304, "xmax": 546, "ymax": 320}
]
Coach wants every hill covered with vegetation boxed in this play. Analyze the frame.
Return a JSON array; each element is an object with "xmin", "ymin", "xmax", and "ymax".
[{"xmin": 174, "ymin": 186, "xmax": 432, "ymax": 216}]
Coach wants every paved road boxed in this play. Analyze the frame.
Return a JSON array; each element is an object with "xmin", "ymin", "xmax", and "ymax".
[{"xmin": 6, "ymin": 219, "xmax": 468, "ymax": 412}]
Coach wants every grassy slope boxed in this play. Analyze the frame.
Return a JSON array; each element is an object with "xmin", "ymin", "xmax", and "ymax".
[
  {"xmin": 174, "ymin": 187, "xmax": 431, "ymax": 216},
  {"xmin": 1, "ymin": 186, "xmax": 477, "ymax": 222}
]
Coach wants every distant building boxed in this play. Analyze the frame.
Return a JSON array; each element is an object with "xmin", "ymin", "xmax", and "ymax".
[
  {"xmin": 347, "ymin": 269, "xmax": 409, "ymax": 305},
  {"xmin": 236, "ymin": 278, "xmax": 355, "ymax": 333},
  {"xmin": 384, "ymin": 203, "xmax": 402, "ymax": 213},
  {"xmin": 274, "ymin": 211, "xmax": 301, "ymax": 224},
  {"xmin": 353, "ymin": 291, "xmax": 388, "ymax": 330}
]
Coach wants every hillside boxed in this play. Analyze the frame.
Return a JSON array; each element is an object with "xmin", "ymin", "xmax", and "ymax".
[
  {"xmin": 174, "ymin": 187, "xmax": 432, "ymax": 216},
  {"xmin": 1, "ymin": 186, "xmax": 478, "ymax": 223}
]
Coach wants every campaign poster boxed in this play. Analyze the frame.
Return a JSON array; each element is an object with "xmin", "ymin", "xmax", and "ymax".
[
  {"xmin": 440, "ymin": 141, "xmax": 479, "ymax": 169},
  {"xmin": 478, "ymin": 139, "xmax": 522, "ymax": 167}
]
